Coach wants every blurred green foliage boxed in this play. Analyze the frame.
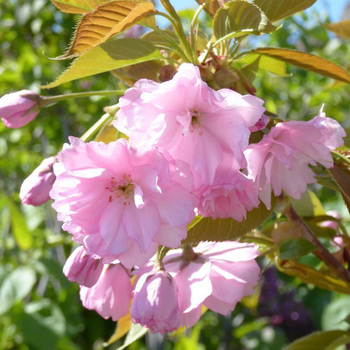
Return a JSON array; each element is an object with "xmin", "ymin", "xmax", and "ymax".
[{"xmin": 1, "ymin": 1, "xmax": 350, "ymax": 349}]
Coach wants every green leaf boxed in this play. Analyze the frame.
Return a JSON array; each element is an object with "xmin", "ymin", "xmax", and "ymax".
[
  {"xmin": 252, "ymin": 48, "xmax": 350, "ymax": 83},
  {"xmin": 213, "ymin": 1, "xmax": 276, "ymax": 41},
  {"xmin": 42, "ymin": 38, "xmax": 162, "ymax": 89},
  {"xmin": 58, "ymin": 0, "xmax": 156, "ymax": 59},
  {"xmin": 290, "ymin": 190, "xmax": 326, "ymax": 217},
  {"xmin": 105, "ymin": 313, "xmax": 132, "ymax": 346},
  {"xmin": 117, "ymin": 323, "xmax": 148, "ymax": 350},
  {"xmin": 183, "ymin": 200, "xmax": 274, "ymax": 245},
  {"xmin": 0, "ymin": 267, "xmax": 36, "ymax": 315},
  {"xmin": 322, "ymin": 296, "xmax": 350, "ymax": 331},
  {"xmin": 279, "ymin": 238, "xmax": 316, "ymax": 260},
  {"xmin": 14, "ymin": 299, "xmax": 66, "ymax": 350},
  {"xmin": 325, "ymin": 20, "xmax": 350, "ymax": 40},
  {"xmin": 253, "ymin": 0, "xmax": 316, "ymax": 22},
  {"xmin": 328, "ymin": 164, "xmax": 350, "ymax": 213},
  {"xmin": 50, "ymin": 0, "xmax": 113, "ymax": 14},
  {"xmin": 6, "ymin": 197, "xmax": 33, "ymax": 250},
  {"xmin": 284, "ymin": 330, "xmax": 350, "ymax": 350},
  {"xmin": 141, "ymin": 29, "xmax": 179, "ymax": 50}
]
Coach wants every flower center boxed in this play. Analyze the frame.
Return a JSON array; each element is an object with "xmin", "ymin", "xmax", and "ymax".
[
  {"xmin": 190, "ymin": 110, "xmax": 203, "ymax": 134},
  {"xmin": 106, "ymin": 175, "xmax": 134, "ymax": 205}
]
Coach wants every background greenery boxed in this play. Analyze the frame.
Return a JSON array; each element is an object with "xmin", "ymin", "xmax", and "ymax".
[{"xmin": 1, "ymin": 1, "xmax": 350, "ymax": 349}]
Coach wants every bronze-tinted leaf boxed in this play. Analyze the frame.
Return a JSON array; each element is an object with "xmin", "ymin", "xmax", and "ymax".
[
  {"xmin": 253, "ymin": 0, "xmax": 316, "ymax": 22},
  {"xmin": 51, "ymin": 0, "xmax": 113, "ymax": 14},
  {"xmin": 325, "ymin": 20, "xmax": 350, "ymax": 40},
  {"xmin": 253, "ymin": 48, "xmax": 350, "ymax": 83},
  {"xmin": 183, "ymin": 200, "xmax": 274, "ymax": 245},
  {"xmin": 328, "ymin": 164, "xmax": 350, "ymax": 213},
  {"xmin": 58, "ymin": 0, "xmax": 156, "ymax": 59},
  {"xmin": 42, "ymin": 38, "xmax": 162, "ymax": 88}
]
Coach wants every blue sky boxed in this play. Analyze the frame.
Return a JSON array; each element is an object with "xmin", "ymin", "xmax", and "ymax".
[{"xmin": 156, "ymin": 0, "xmax": 349, "ymax": 22}]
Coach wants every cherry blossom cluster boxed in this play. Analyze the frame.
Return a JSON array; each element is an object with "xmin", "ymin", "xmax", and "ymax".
[{"xmin": 4, "ymin": 63, "xmax": 344, "ymax": 334}]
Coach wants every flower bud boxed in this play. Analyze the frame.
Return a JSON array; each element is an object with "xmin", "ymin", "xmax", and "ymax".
[
  {"xmin": 80, "ymin": 264, "xmax": 132, "ymax": 321},
  {"xmin": 0, "ymin": 90, "xmax": 40, "ymax": 128},
  {"xmin": 249, "ymin": 114, "xmax": 269, "ymax": 132},
  {"xmin": 131, "ymin": 270, "xmax": 180, "ymax": 334},
  {"xmin": 63, "ymin": 246, "xmax": 103, "ymax": 287},
  {"xmin": 19, "ymin": 156, "xmax": 56, "ymax": 206}
]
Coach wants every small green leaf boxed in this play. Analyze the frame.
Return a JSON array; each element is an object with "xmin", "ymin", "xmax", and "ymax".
[
  {"xmin": 50, "ymin": 0, "xmax": 113, "ymax": 14},
  {"xmin": 42, "ymin": 38, "xmax": 162, "ymax": 89},
  {"xmin": 325, "ymin": 20, "xmax": 350, "ymax": 40},
  {"xmin": 213, "ymin": 1, "xmax": 276, "ymax": 41},
  {"xmin": 284, "ymin": 330, "xmax": 350, "ymax": 350},
  {"xmin": 279, "ymin": 238, "xmax": 316, "ymax": 260},
  {"xmin": 6, "ymin": 197, "xmax": 33, "ymax": 250},
  {"xmin": 117, "ymin": 323, "xmax": 148, "ymax": 350},
  {"xmin": 0, "ymin": 267, "xmax": 36, "ymax": 315},
  {"xmin": 252, "ymin": 48, "xmax": 350, "ymax": 83},
  {"xmin": 183, "ymin": 200, "xmax": 274, "ymax": 245},
  {"xmin": 253, "ymin": 0, "xmax": 316, "ymax": 22}
]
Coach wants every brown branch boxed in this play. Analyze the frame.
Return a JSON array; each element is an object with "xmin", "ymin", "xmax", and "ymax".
[{"xmin": 285, "ymin": 204, "xmax": 350, "ymax": 284}]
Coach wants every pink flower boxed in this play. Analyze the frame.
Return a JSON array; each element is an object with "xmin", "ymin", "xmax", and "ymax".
[
  {"xmin": 50, "ymin": 137, "xmax": 196, "ymax": 268},
  {"xmin": 63, "ymin": 246, "xmax": 103, "ymax": 287},
  {"xmin": 136, "ymin": 242, "xmax": 260, "ymax": 330},
  {"xmin": 20, "ymin": 156, "xmax": 56, "ymax": 206},
  {"xmin": 0, "ymin": 90, "xmax": 40, "ymax": 128},
  {"xmin": 245, "ymin": 110, "xmax": 346, "ymax": 208},
  {"xmin": 249, "ymin": 114, "xmax": 269, "ymax": 132},
  {"xmin": 115, "ymin": 63, "xmax": 265, "ymax": 185},
  {"xmin": 131, "ymin": 270, "xmax": 180, "ymax": 334},
  {"xmin": 196, "ymin": 161, "xmax": 259, "ymax": 220},
  {"xmin": 80, "ymin": 263, "xmax": 132, "ymax": 321}
]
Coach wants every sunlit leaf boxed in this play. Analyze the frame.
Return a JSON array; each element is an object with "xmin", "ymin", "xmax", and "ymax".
[
  {"xmin": 275, "ymin": 258, "xmax": 350, "ymax": 294},
  {"xmin": 284, "ymin": 330, "xmax": 350, "ymax": 350},
  {"xmin": 325, "ymin": 20, "xmax": 350, "ymax": 40},
  {"xmin": 183, "ymin": 200, "xmax": 274, "ymax": 245},
  {"xmin": 117, "ymin": 323, "xmax": 148, "ymax": 350},
  {"xmin": 95, "ymin": 122, "xmax": 120, "ymax": 143},
  {"xmin": 0, "ymin": 267, "xmax": 36, "ymax": 315},
  {"xmin": 6, "ymin": 197, "xmax": 33, "ymax": 250},
  {"xmin": 42, "ymin": 38, "xmax": 162, "ymax": 88},
  {"xmin": 50, "ymin": 0, "xmax": 113, "ymax": 14},
  {"xmin": 279, "ymin": 238, "xmax": 316, "ymax": 260},
  {"xmin": 58, "ymin": 0, "xmax": 156, "ymax": 59},
  {"xmin": 252, "ymin": 48, "xmax": 350, "ymax": 83},
  {"xmin": 253, "ymin": 0, "xmax": 316, "ymax": 22},
  {"xmin": 105, "ymin": 313, "xmax": 132, "ymax": 346},
  {"xmin": 213, "ymin": 1, "xmax": 276, "ymax": 40},
  {"xmin": 290, "ymin": 190, "xmax": 326, "ymax": 217},
  {"xmin": 141, "ymin": 29, "xmax": 179, "ymax": 50}
]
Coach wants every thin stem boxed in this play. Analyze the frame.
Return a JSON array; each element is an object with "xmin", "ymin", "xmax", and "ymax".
[
  {"xmin": 154, "ymin": 246, "xmax": 166, "ymax": 271},
  {"xmin": 285, "ymin": 204, "xmax": 350, "ymax": 284},
  {"xmin": 81, "ymin": 113, "xmax": 113, "ymax": 142},
  {"xmin": 190, "ymin": 4, "xmax": 205, "ymax": 64},
  {"xmin": 40, "ymin": 90, "xmax": 124, "ymax": 107},
  {"xmin": 159, "ymin": 0, "xmax": 194, "ymax": 62}
]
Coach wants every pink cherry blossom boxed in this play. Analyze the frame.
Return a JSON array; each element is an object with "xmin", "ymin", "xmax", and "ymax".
[
  {"xmin": 196, "ymin": 161, "xmax": 259, "ymax": 220},
  {"xmin": 114, "ymin": 63, "xmax": 265, "ymax": 185},
  {"xmin": 50, "ymin": 137, "xmax": 196, "ymax": 268},
  {"xmin": 249, "ymin": 114, "xmax": 269, "ymax": 132},
  {"xmin": 20, "ymin": 156, "xmax": 56, "ymax": 206},
  {"xmin": 135, "ymin": 242, "xmax": 260, "ymax": 330},
  {"xmin": 0, "ymin": 90, "xmax": 40, "ymax": 128},
  {"xmin": 245, "ymin": 110, "xmax": 345, "ymax": 208},
  {"xmin": 80, "ymin": 263, "xmax": 132, "ymax": 321},
  {"xmin": 63, "ymin": 246, "xmax": 103, "ymax": 287},
  {"xmin": 131, "ymin": 270, "xmax": 180, "ymax": 334}
]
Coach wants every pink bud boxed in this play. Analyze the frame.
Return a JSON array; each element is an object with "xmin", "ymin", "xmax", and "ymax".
[
  {"xmin": 63, "ymin": 246, "xmax": 103, "ymax": 287},
  {"xmin": 131, "ymin": 270, "xmax": 180, "ymax": 334},
  {"xmin": 0, "ymin": 90, "xmax": 40, "ymax": 128},
  {"xmin": 80, "ymin": 264, "xmax": 132, "ymax": 321},
  {"xmin": 19, "ymin": 156, "xmax": 56, "ymax": 206},
  {"xmin": 249, "ymin": 114, "xmax": 269, "ymax": 132}
]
